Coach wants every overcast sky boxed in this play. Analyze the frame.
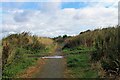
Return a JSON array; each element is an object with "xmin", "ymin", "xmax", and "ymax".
[{"xmin": 0, "ymin": 0, "xmax": 118, "ymax": 39}]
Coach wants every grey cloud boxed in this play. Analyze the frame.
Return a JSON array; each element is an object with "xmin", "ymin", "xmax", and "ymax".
[{"xmin": 14, "ymin": 10, "xmax": 33, "ymax": 22}]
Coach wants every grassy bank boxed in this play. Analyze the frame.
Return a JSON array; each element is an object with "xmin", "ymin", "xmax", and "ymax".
[
  {"xmin": 63, "ymin": 46, "xmax": 98, "ymax": 78},
  {"xmin": 2, "ymin": 48, "xmax": 38, "ymax": 78},
  {"xmin": 2, "ymin": 32, "xmax": 56, "ymax": 78},
  {"xmin": 62, "ymin": 26, "xmax": 120, "ymax": 78}
]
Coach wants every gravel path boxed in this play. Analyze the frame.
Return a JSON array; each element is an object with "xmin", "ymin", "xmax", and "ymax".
[
  {"xmin": 33, "ymin": 48, "xmax": 65, "ymax": 78},
  {"xmin": 33, "ymin": 58, "xmax": 65, "ymax": 78}
]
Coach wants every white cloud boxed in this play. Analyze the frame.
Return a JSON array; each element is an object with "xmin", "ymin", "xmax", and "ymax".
[{"xmin": 1, "ymin": 2, "xmax": 118, "ymax": 39}]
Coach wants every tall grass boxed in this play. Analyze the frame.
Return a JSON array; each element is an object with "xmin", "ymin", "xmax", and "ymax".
[
  {"xmin": 2, "ymin": 32, "xmax": 55, "ymax": 78},
  {"xmin": 2, "ymin": 48, "xmax": 37, "ymax": 78},
  {"xmin": 63, "ymin": 26, "xmax": 120, "ymax": 78}
]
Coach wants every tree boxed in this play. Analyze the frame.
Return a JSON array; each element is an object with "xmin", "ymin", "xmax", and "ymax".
[{"xmin": 63, "ymin": 35, "xmax": 67, "ymax": 38}]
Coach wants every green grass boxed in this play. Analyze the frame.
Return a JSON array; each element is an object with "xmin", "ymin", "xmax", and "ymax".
[
  {"xmin": 3, "ymin": 57, "xmax": 37, "ymax": 78},
  {"xmin": 63, "ymin": 46, "xmax": 96, "ymax": 55},
  {"xmin": 2, "ymin": 48, "xmax": 38, "ymax": 78},
  {"xmin": 2, "ymin": 33, "xmax": 57, "ymax": 78},
  {"xmin": 67, "ymin": 54, "xmax": 90, "ymax": 68},
  {"xmin": 2, "ymin": 43, "xmax": 56, "ymax": 78},
  {"xmin": 64, "ymin": 46, "xmax": 98, "ymax": 78},
  {"xmin": 68, "ymin": 67, "xmax": 98, "ymax": 78}
]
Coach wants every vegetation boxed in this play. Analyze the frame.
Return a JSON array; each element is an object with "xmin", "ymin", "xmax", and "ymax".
[
  {"xmin": 0, "ymin": 43, "xmax": 2, "ymax": 79},
  {"xmin": 62, "ymin": 26, "xmax": 120, "ymax": 78},
  {"xmin": 63, "ymin": 46, "xmax": 98, "ymax": 78},
  {"xmin": 0, "ymin": 45, "xmax": 2, "ymax": 58},
  {"xmin": 2, "ymin": 32, "xmax": 55, "ymax": 78},
  {"xmin": 1, "ymin": 25, "xmax": 120, "ymax": 78},
  {"xmin": 53, "ymin": 35, "xmax": 71, "ymax": 44}
]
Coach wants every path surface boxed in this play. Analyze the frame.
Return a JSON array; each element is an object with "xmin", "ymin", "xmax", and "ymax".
[{"xmin": 33, "ymin": 47, "xmax": 65, "ymax": 78}]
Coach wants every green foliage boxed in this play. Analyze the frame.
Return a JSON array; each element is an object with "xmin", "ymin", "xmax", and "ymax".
[
  {"xmin": 2, "ymin": 32, "xmax": 52, "ymax": 78},
  {"xmin": 63, "ymin": 46, "xmax": 95, "ymax": 55},
  {"xmin": 63, "ymin": 35, "xmax": 67, "ymax": 39},
  {"xmin": 67, "ymin": 55, "xmax": 80, "ymax": 67},
  {"xmin": 2, "ymin": 47, "xmax": 38, "ymax": 78},
  {"xmin": 64, "ymin": 46, "xmax": 98, "ymax": 78},
  {"xmin": 63, "ymin": 26, "xmax": 120, "ymax": 78},
  {"xmin": 67, "ymin": 54, "xmax": 90, "ymax": 68},
  {"xmin": 82, "ymin": 70, "xmax": 98, "ymax": 78}
]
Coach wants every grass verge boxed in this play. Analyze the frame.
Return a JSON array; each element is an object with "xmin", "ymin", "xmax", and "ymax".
[{"xmin": 63, "ymin": 46, "xmax": 98, "ymax": 78}]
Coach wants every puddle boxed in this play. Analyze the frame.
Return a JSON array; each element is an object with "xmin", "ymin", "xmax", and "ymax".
[{"xmin": 41, "ymin": 56, "xmax": 63, "ymax": 59}]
